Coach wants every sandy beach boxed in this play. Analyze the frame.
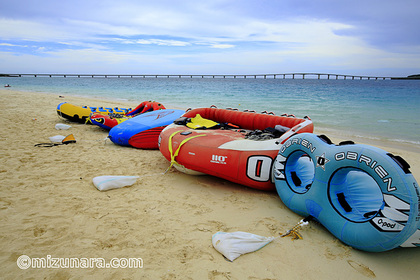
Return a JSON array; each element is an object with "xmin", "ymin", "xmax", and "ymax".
[{"xmin": 1, "ymin": 89, "xmax": 419, "ymax": 279}]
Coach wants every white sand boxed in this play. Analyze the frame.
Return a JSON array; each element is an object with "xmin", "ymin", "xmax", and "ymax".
[{"xmin": 1, "ymin": 89, "xmax": 419, "ymax": 279}]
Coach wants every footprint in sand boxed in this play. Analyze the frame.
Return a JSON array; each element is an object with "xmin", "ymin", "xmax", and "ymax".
[
  {"xmin": 33, "ymin": 226, "xmax": 47, "ymax": 237},
  {"xmin": 0, "ymin": 198, "xmax": 12, "ymax": 210},
  {"xmin": 348, "ymin": 260, "xmax": 376, "ymax": 278},
  {"xmin": 209, "ymin": 270, "xmax": 232, "ymax": 280}
]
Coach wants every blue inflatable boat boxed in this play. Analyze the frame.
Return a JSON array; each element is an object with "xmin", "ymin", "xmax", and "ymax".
[{"xmin": 108, "ymin": 109, "xmax": 184, "ymax": 149}]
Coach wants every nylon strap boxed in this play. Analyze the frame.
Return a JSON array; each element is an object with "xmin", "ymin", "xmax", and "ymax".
[{"xmin": 164, "ymin": 130, "xmax": 206, "ymax": 174}]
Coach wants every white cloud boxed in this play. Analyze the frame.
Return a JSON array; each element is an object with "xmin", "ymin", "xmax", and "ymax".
[
  {"xmin": 0, "ymin": 18, "xmax": 73, "ymax": 42},
  {"xmin": 0, "ymin": 43, "xmax": 19, "ymax": 47},
  {"xmin": 210, "ymin": 44, "xmax": 235, "ymax": 49},
  {"xmin": 134, "ymin": 39, "xmax": 191, "ymax": 47}
]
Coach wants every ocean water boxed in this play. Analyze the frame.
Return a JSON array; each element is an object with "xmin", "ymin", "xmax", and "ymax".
[{"xmin": 2, "ymin": 76, "xmax": 419, "ymax": 146}]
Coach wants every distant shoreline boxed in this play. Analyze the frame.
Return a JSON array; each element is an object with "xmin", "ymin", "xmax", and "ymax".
[{"xmin": 390, "ymin": 74, "xmax": 420, "ymax": 80}]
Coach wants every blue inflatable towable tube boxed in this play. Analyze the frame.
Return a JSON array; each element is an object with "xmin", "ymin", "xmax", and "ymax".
[{"xmin": 273, "ymin": 133, "xmax": 420, "ymax": 252}]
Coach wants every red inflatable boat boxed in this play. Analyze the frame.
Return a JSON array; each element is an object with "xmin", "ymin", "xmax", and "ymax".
[{"xmin": 159, "ymin": 107, "xmax": 314, "ymax": 191}]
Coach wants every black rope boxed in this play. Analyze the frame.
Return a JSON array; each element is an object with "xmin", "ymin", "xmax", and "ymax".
[{"xmin": 34, "ymin": 142, "xmax": 75, "ymax": 148}]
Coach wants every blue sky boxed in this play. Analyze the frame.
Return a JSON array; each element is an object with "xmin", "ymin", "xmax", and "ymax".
[{"xmin": 1, "ymin": 0, "xmax": 419, "ymax": 76}]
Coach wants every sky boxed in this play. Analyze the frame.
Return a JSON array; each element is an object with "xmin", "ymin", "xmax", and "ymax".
[{"xmin": 1, "ymin": 0, "xmax": 419, "ymax": 76}]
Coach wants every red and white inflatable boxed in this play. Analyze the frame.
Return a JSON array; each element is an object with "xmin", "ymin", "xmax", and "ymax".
[
  {"xmin": 159, "ymin": 107, "xmax": 314, "ymax": 191},
  {"xmin": 125, "ymin": 101, "xmax": 165, "ymax": 116}
]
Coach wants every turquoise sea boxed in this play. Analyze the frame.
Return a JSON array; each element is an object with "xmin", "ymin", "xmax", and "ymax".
[{"xmin": 2, "ymin": 76, "xmax": 419, "ymax": 146}]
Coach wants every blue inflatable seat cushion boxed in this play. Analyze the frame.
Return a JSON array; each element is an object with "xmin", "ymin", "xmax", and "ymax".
[
  {"xmin": 328, "ymin": 168, "xmax": 384, "ymax": 222},
  {"xmin": 285, "ymin": 152, "xmax": 315, "ymax": 194}
]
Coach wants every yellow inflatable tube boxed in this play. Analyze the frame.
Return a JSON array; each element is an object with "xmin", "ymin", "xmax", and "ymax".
[{"xmin": 56, "ymin": 102, "xmax": 131, "ymax": 124}]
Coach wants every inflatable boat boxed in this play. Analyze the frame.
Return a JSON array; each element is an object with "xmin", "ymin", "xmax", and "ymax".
[
  {"xmin": 108, "ymin": 109, "xmax": 185, "ymax": 149},
  {"xmin": 273, "ymin": 133, "xmax": 420, "ymax": 252},
  {"xmin": 125, "ymin": 101, "xmax": 166, "ymax": 116},
  {"xmin": 89, "ymin": 113, "xmax": 130, "ymax": 130},
  {"xmin": 159, "ymin": 107, "xmax": 314, "ymax": 191},
  {"xmin": 89, "ymin": 101, "xmax": 166, "ymax": 129},
  {"xmin": 57, "ymin": 102, "xmax": 131, "ymax": 124}
]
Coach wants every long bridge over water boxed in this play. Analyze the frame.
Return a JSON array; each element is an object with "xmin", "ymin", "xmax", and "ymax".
[{"xmin": 2, "ymin": 73, "xmax": 418, "ymax": 80}]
